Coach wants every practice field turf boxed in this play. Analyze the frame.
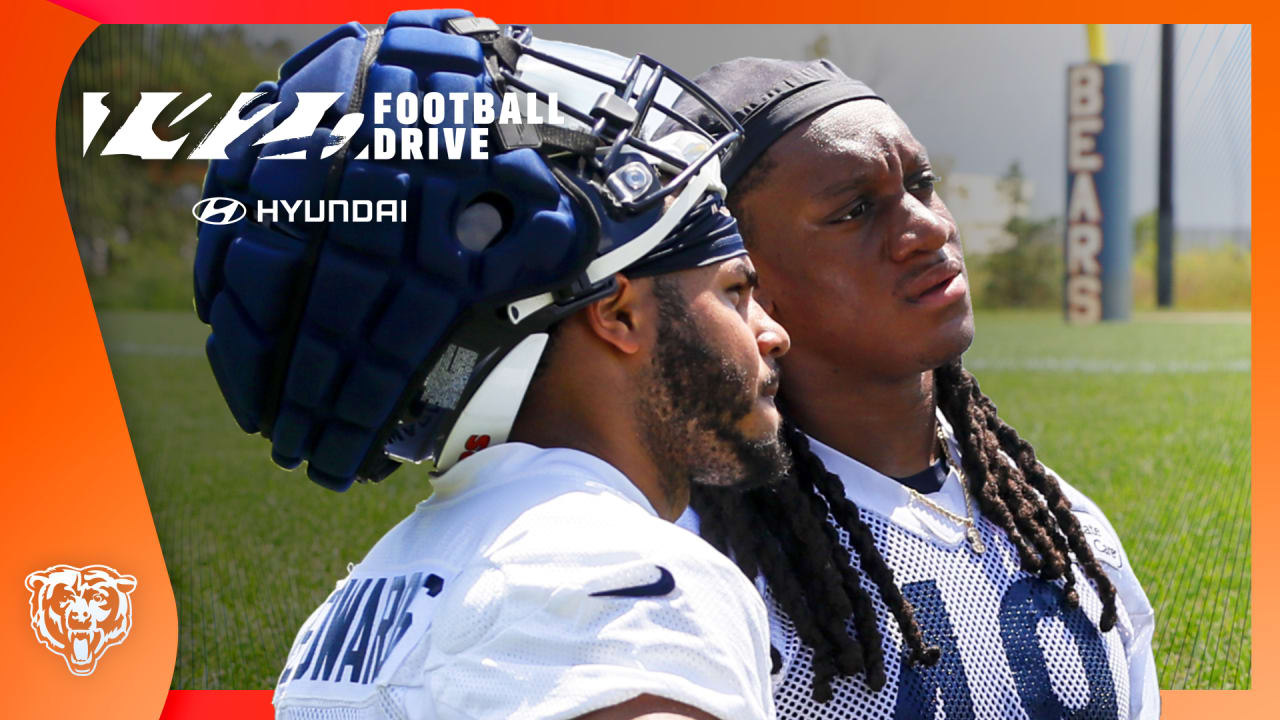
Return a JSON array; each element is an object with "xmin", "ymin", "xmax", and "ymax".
[{"xmin": 95, "ymin": 309, "xmax": 1251, "ymax": 690}]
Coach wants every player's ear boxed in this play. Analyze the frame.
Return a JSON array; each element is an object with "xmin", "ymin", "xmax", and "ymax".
[{"xmin": 584, "ymin": 274, "xmax": 647, "ymax": 355}]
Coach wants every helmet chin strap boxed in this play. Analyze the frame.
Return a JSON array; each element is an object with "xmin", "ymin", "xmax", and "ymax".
[
  {"xmin": 431, "ymin": 333, "xmax": 550, "ymax": 473},
  {"xmin": 505, "ymin": 153, "xmax": 725, "ymax": 325}
]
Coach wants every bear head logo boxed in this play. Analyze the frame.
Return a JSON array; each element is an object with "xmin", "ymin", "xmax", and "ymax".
[{"xmin": 25, "ymin": 564, "xmax": 137, "ymax": 676}]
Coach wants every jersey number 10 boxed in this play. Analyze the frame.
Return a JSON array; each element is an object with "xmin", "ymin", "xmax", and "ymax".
[{"xmin": 894, "ymin": 577, "xmax": 1119, "ymax": 720}]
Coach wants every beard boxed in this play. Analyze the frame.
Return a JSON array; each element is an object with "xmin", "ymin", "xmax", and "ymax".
[{"xmin": 635, "ymin": 277, "xmax": 793, "ymax": 511}]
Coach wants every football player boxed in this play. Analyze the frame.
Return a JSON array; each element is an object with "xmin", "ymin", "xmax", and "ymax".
[
  {"xmin": 677, "ymin": 58, "xmax": 1159, "ymax": 719},
  {"xmin": 193, "ymin": 12, "xmax": 788, "ymax": 719}
]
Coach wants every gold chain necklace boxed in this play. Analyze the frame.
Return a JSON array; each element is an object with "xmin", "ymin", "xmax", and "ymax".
[{"xmin": 904, "ymin": 426, "xmax": 986, "ymax": 554}]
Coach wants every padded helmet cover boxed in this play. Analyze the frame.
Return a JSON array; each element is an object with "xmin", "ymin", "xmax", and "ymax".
[{"xmin": 194, "ymin": 10, "xmax": 739, "ymax": 490}]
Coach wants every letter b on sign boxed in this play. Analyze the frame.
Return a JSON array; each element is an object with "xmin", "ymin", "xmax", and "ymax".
[{"xmin": 1069, "ymin": 65, "xmax": 1104, "ymax": 117}]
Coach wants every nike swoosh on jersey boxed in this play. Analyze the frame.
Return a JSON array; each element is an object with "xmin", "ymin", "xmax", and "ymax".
[{"xmin": 590, "ymin": 565, "xmax": 675, "ymax": 598}]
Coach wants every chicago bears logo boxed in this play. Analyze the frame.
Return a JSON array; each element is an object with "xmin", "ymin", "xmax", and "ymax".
[{"xmin": 24, "ymin": 564, "xmax": 137, "ymax": 676}]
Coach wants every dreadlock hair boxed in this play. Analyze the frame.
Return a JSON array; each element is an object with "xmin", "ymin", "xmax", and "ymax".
[
  {"xmin": 934, "ymin": 357, "xmax": 1119, "ymax": 627},
  {"xmin": 690, "ymin": 356, "xmax": 1120, "ymax": 703}
]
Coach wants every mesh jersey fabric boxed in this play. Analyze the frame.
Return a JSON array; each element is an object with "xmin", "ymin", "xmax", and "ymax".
[
  {"xmin": 274, "ymin": 443, "xmax": 775, "ymax": 720},
  {"xmin": 677, "ymin": 408, "xmax": 1158, "ymax": 720}
]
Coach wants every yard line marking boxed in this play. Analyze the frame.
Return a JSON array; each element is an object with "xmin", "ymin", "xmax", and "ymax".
[
  {"xmin": 965, "ymin": 357, "xmax": 1250, "ymax": 374},
  {"xmin": 1131, "ymin": 311, "xmax": 1251, "ymax": 325}
]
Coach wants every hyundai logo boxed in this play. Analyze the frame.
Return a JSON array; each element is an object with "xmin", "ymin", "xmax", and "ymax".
[{"xmin": 193, "ymin": 197, "xmax": 247, "ymax": 225}]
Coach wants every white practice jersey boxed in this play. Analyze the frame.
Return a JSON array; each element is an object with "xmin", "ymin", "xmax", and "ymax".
[
  {"xmin": 274, "ymin": 443, "xmax": 775, "ymax": 720},
  {"xmin": 679, "ymin": 409, "xmax": 1158, "ymax": 720}
]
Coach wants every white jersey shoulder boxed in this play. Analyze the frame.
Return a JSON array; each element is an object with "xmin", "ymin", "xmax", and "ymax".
[
  {"xmin": 1045, "ymin": 466, "xmax": 1159, "ymax": 720},
  {"xmin": 274, "ymin": 443, "xmax": 774, "ymax": 720}
]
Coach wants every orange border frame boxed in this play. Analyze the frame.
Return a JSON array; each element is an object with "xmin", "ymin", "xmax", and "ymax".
[{"xmin": 1, "ymin": 3, "xmax": 1261, "ymax": 718}]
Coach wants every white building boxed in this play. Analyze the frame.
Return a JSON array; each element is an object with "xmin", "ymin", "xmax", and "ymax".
[{"xmin": 940, "ymin": 172, "xmax": 1033, "ymax": 256}]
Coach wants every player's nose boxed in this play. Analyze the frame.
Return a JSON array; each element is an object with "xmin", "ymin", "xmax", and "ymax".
[
  {"xmin": 750, "ymin": 299, "xmax": 790, "ymax": 359},
  {"xmin": 888, "ymin": 193, "xmax": 954, "ymax": 263}
]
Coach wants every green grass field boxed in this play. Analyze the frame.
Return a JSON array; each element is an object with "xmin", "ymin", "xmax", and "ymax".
[{"xmin": 96, "ymin": 308, "xmax": 1251, "ymax": 690}]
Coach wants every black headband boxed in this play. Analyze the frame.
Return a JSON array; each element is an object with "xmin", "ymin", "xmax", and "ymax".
[
  {"xmin": 674, "ymin": 58, "xmax": 882, "ymax": 189},
  {"xmin": 628, "ymin": 194, "xmax": 746, "ymax": 278}
]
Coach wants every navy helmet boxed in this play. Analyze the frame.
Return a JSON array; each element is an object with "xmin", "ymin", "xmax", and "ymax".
[{"xmin": 193, "ymin": 9, "xmax": 743, "ymax": 490}]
